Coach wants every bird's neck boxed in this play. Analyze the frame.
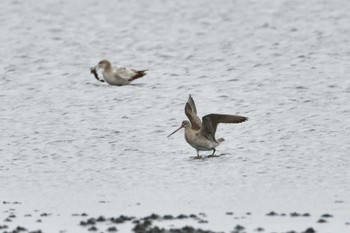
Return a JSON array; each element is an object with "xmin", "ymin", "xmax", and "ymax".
[{"xmin": 184, "ymin": 126, "xmax": 196, "ymax": 136}]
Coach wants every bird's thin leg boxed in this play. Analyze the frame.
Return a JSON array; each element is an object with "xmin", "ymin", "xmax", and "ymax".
[
  {"xmin": 207, "ymin": 149, "xmax": 216, "ymax": 158},
  {"xmin": 196, "ymin": 150, "xmax": 200, "ymax": 158}
]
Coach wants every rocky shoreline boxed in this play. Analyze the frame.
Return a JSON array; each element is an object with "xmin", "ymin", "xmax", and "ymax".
[{"xmin": 2, "ymin": 201, "xmax": 348, "ymax": 233}]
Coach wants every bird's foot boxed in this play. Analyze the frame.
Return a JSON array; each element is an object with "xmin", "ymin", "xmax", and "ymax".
[
  {"xmin": 206, "ymin": 154, "xmax": 223, "ymax": 158},
  {"xmin": 190, "ymin": 155, "xmax": 205, "ymax": 160}
]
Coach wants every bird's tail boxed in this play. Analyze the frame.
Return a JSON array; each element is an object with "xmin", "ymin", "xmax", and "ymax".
[
  {"xmin": 217, "ymin": 138, "xmax": 225, "ymax": 143},
  {"xmin": 128, "ymin": 70, "xmax": 148, "ymax": 81}
]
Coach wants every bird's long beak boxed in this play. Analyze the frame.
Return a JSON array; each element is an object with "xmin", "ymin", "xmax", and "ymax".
[{"xmin": 167, "ymin": 124, "xmax": 184, "ymax": 137}]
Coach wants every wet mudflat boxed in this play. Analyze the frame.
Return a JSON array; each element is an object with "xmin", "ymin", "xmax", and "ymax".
[{"xmin": 1, "ymin": 0, "xmax": 350, "ymax": 232}]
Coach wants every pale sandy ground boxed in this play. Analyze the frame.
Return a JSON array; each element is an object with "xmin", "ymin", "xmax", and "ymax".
[{"xmin": 0, "ymin": 0, "xmax": 350, "ymax": 232}]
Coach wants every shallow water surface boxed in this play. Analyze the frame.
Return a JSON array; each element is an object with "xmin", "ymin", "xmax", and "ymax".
[{"xmin": 1, "ymin": 0, "xmax": 350, "ymax": 232}]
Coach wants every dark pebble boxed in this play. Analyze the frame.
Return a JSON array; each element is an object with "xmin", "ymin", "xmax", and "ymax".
[
  {"xmin": 81, "ymin": 213, "xmax": 88, "ymax": 216},
  {"xmin": 0, "ymin": 225, "xmax": 8, "ymax": 229},
  {"xmin": 107, "ymin": 226, "xmax": 118, "ymax": 232},
  {"xmin": 235, "ymin": 225, "xmax": 245, "ymax": 230},
  {"xmin": 40, "ymin": 213, "xmax": 50, "ymax": 217},
  {"xmin": 198, "ymin": 220, "xmax": 208, "ymax": 224},
  {"xmin": 290, "ymin": 212, "xmax": 300, "ymax": 217},
  {"xmin": 303, "ymin": 228, "xmax": 316, "ymax": 233},
  {"xmin": 189, "ymin": 214, "xmax": 197, "ymax": 218},
  {"xmin": 163, "ymin": 214, "xmax": 174, "ymax": 220},
  {"xmin": 143, "ymin": 219, "xmax": 152, "ymax": 226},
  {"xmin": 36, "ymin": 219, "xmax": 42, "ymax": 223},
  {"xmin": 233, "ymin": 224, "xmax": 245, "ymax": 232},
  {"xmin": 24, "ymin": 214, "xmax": 32, "ymax": 217},
  {"xmin": 143, "ymin": 226, "xmax": 164, "ymax": 233},
  {"xmin": 180, "ymin": 226, "xmax": 217, "ymax": 233},
  {"xmin": 133, "ymin": 219, "xmax": 153, "ymax": 233},
  {"xmin": 87, "ymin": 218, "xmax": 96, "ymax": 225},
  {"xmin": 80, "ymin": 218, "xmax": 96, "ymax": 226},
  {"xmin": 177, "ymin": 214, "xmax": 188, "ymax": 219},
  {"xmin": 80, "ymin": 221, "xmax": 87, "ymax": 226},
  {"xmin": 226, "ymin": 212, "xmax": 234, "ymax": 215},
  {"xmin": 255, "ymin": 227, "xmax": 264, "ymax": 231},
  {"xmin": 321, "ymin": 214, "xmax": 333, "ymax": 218},
  {"xmin": 88, "ymin": 226, "xmax": 98, "ymax": 231},
  {"xmin": 132, "ymin": 219, "xmax": 140, "ymax": 224},
  {"xmin": 317, "ymin": 218, "xmax": 327, "ymax": 223},
  {"xmin": 110, "ymin": 215, "xmax": 134, "ymax": 224},
  {"xmin": 4, "ymin": 218, "xmax": 12, "ymax": 222},
  {"xmin": 266, "ymin": 211, "xmax": 278, "ymax": 216},
  {"xmin": 246, "ymin": 212, "xmax": 251, "ymax": 215},
  {"xmin": 144, "ymin": 213, "xmax": 160, "ymax": 220},
  {"xmin": 96, "ymin": 216, "xmax": 106, "ymax": 222},
  {"xmin": 346, "ymin": 222, "xmax": 350, "ymax": 225},
  {"xmin": 9, "ymin": 214, "xmax": 16, "ymax": 218},
  {"xmin": 29, "ymin": 231, "xmax": 43, "ymax": 233},
  {"xmin": 286, "ymin": 231, "xmax": 296, "ymax": 233},
  {"xmin": 16, "ymin": 226, "xmax": 27, "ymax": 231},
  {"xmin": 302, "ymin": 213, "xmax": 311, "ymax": 217}
]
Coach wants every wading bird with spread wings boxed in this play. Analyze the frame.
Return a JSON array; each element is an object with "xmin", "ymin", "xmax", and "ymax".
[{"xmin": 168, "ymin": 95, "xmax": 248, "ymax": 157}]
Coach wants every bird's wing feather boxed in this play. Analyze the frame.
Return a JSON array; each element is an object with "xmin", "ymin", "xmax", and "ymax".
[
  {"xmin": 185, "ymin": 95, "xmax": 202, "ymax": 130},
  {"xmin": 113, "ymin": 66, "xmax": 136, "ymax": 80},
  {"xmin": 200, "ymin": 114, "xmax": 248, "ymax": 141}
]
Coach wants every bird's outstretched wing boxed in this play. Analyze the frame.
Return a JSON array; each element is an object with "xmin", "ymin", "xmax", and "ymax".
[
  {"xmin": 200, "ymin": 114, "xmax": 248, "ymax": 142},
  {"xmin": 185, "ymin": 95, "xmax": 202, "ymax": 130}
]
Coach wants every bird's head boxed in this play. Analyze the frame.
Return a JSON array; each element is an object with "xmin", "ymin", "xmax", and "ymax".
[
  {"xmin": 167, "ymin": 120, "xmax": 190, "ymax": 137},
  {"xmin": 96, "ymin": 60, "xmax": 111, "ymax": 71}
]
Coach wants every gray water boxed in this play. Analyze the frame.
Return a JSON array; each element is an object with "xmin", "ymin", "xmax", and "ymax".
[{"xmin": 1, "ymin": 0, "xmax": 350, "ymax": 232}]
